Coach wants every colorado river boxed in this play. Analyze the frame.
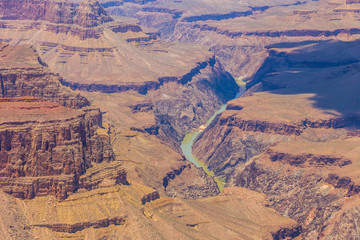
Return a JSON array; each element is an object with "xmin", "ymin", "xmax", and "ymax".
[{"xmin": 181, "ymin": 82, "xmax": 245, "ymax": 192}]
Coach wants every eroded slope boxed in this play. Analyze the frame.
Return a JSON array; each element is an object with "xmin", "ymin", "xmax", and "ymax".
[{"xmin": 194, "ymin": 40, "xmax": 360, "ymax": 238}]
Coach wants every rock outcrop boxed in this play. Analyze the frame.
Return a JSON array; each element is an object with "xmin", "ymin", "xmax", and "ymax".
[
  {"xmin": 267, "ymin": 149, "xmax": 352, "ymax": 167},
  {"xmin": 0, "ymin": 97, "xmax": 121, "ymax": 200},
  {"xmin": 106, "ymin": 0, "xmax": 360, "ymax": 85},
  {"xmin": 192, "ymin": 40, "xmax": 360, "ymax": 238},
  {"xmin": 0, "ymin": 43, "xmax": 89, "ymax": 109},
  {"xmin": 74, "ymin": 0, "xmax": 113, "ymax": 28},
  {"xmin": 0, "ymin": 0, "xmax": 76, "ymax": 24},
  {"xmin": 163, "ymin": 163, "xmax": 220, "ymax": 199},
  {"xmin": 232, "ymin": 152, "xmax": 352, "ymax": 239},
  {"xmin": 0, "ymin": 0, "xmax": 115, "ymax": 41},
  {"xmin": 153, "ymin": 58, "xmax": 239, "ymax": 143},
  {"xmin": 0, "ymin": 0, "xmax": 113, "ymax": 27}
]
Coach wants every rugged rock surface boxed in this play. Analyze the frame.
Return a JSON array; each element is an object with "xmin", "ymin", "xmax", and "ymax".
[
  {"xmin": 74, "ymin": 0, "xmax": 113, "ymax": 27},
  {"xmin": 193, "ymin": 40, "xmax": 360, "ymax": 238},
  {"xmin": 152, "ymin": 58, "xmax": 239, "ymax": 143},
  {"xmin": 0, "ymin": 97, "xmax": 121, "ymax": 200},
  {"xmin": 232, "ymin": 142, "xmax": 360, "ymax": 239},
  {"xmin": 163, "ymin": 163, "xmax": 220, "ymax": 199},
  {"xmin": 0, "ymin": 1, "xmax": 314, "ymax": 239},
  {"xmin": 0, "ymin": 43, "xmax": 89, "ymax": 109},
  {"xmin": 0, "ymin": 183, "xmax": 298, "ymax": 239},
  {"xmin": 105, "ymin": 0, "xmax": 360, "ymax": 82},
  {"xmin": 0, "ymin": 0, "xmax": 240, "ymax": 151},
  {"xmin": 0, "ymin": 0, "xmax": 76, "ymax": 23},
  {"xmin": 0, "ymin": 0, "xmax": 113, "ymax": 27}
]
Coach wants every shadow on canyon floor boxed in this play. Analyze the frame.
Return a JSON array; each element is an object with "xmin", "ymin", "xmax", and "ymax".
[{"xmin": 251, "ymin": 39, "xmax": 360, "ymax": 128}]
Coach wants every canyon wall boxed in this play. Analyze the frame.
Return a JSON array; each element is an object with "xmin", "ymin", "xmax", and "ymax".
[
  {"xmin": 0, "ymin": 43, "xmax": 125, "ymax": 200},
  {"xmin": 0, "ymin": 0, "xmax": 113, "ymax": 27},
  {"xmin": 0, "ymin": 97, "xmax": 120, "ymax": 200},
  {"xmin": 0, "ymin": 43, "xmax": 90, "ymax": 108},
  {"xmin": 192, "ymin": 40, "xmax": 360, "ymax": 238},
  {"xmin": 152, "ymin": 57, "xmax": 239, "ymax": 143}
]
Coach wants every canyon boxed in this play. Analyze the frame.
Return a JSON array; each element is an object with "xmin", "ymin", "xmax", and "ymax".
[
  {"xmin": 0, "ymin": 0, "xmax": 301, "ymax": 239},
  {"xmin": 193, "ymin": 40, "xmax": 360, "ymax": 238},
  {"xmin": 1, "ymin": 0, "xmax": 360, "ymax": 239},
  {"xmin": 0, "ymin": 41, "xmax": 298, "ymax": 240},
  {"xmin": 103, "ymin": 0, "xmax": 360, "ymax": 238},
  {"xmin": 104, "ymin": 0, "xmax": 360, "ymax": 80}
]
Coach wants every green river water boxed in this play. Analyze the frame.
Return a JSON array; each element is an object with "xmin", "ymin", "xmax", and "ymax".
[{"xmin": 180, "ymin": 82, "xmax": 245, "ymax": 192}]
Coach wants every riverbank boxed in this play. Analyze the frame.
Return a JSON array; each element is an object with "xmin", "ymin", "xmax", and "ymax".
[{"xmin": 181, "ymin": 80, "xmax": 246, "ymax": 192}]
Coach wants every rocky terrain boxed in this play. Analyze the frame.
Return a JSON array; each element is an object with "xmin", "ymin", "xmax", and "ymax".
[
  {"xmin": 0, "ymin": 24, "xmax": 224, "ymax": 201},
  {"xmin": 0, "ymin": 42, "xmax": 89, "ymax": 108},
  {"xmin": 193, "ymin": 40, "xmax": 360, "ymax": 238},
  {"xmin": 103, "ymin": 0, "xmax": 360, "ymax": 81},
  {"xmin": 0, "ymin": 0, "xmax": 240, "ymax": 145},
  {"xmin": 0, "ymin": 97, "xmax": 120, "ymax": 200},
  {"xmin": 3, "ymin": 0, "xmax": 360, "ymax": 239},
  {"xmin": 0, "ymin": 43, "xmax": 124, "ymax": 200},
  {"xmin": 0, "ymin": 1, "xmax": 303, "ymax": 239}
]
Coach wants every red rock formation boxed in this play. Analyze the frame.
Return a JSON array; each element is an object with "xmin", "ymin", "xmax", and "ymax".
[
  {"xmin": 0, "ymin": 43, "xmax": 90, "ymax": 109},
  {"xmin": 0, "ymin": 0, "xmax": 113, "ymax": 28},
  {"xmin": 0, "ymin": 0, "xmax": 115, "ymax": 40},
  {"xmin": 74, "ymin": 0, "xmax": 113, "ymax": 28},
  {"xmin": 0, "ymin": 0, "xmax": 75, "ymax": 23},
  {"xmin": 0, "ymin": 97, "xmax": 119, "ymax": 200}
]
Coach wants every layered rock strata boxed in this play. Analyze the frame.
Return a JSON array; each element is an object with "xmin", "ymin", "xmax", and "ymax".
[
  {"xmin": 0, "ymin": 1, "xmax": 240, "ymax": 150},
  {"xmin": 193, "ymin": 40, "xmax": 360, "ymax": 238},
  {"xmin": 105, "ymin": 0, "xmax": 360, "ymax": 82},
  {"xmin": 152, "ymin": 58, "xmax": 239, "ymax": 143},
  {"xmin": 0, "ymin": 43, "xmax": 89, "ymax": 109},
  {"xmin": 0, "ymin": 0, "xmax": 113, "ymax": 27},
  {"xmin": 0, "ymin": 97, "xmax": 120, "ymax": 200},
  {"xmin": 0, "ymin": 0, "xmax": 240, "ymax": 203}
]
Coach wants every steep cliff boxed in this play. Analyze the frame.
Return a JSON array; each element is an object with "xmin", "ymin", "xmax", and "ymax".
[
  {"xmin": 0, "ymin": 0, "xmax": 113, "ymax": 27},
  {"xmin": 0, "ymin": 0, "xmax": 76, "ymax": 23},
  {"xmin": 0, "ymin": 43, "xmax": 89, "ymax": 109},
  {"xmin": 0, "ymin": 43, "xmax": 127, "ymax": 201},
  {"xmin": 151, "ymin": 57, "xmax": 239, "ymax": 143},
  {"xmin": 193, "ymin": 40, "xmax": 360, "ymax": 238},
  {"xmin": 105, "ymin": 0, "xmax": 360, "ymax": 82},
  {"xmin": 0, "ymin": 97, "xmax": 121, "ymax": 200},
  {"xmin": 232, "ymin": 139, "xmax": 360, "ymax": 239},
  {"xmin": 74, "ymin": 0, "xmax": 113, "ymax": 27},
  {"xmin": 0, "ymin": 0, "xmax": 241, "ymax": 203}
]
